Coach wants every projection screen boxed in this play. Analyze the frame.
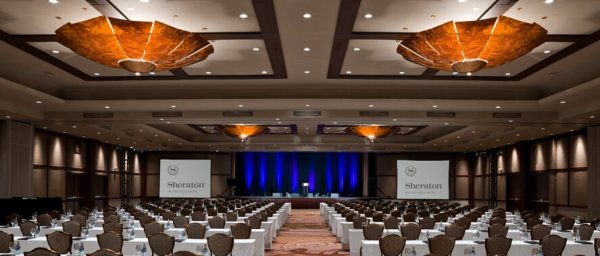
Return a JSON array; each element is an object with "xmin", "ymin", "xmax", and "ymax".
[
  {"xmin": 397, "ymin": 160, "xmax": 449, "ymax": 199},
  {"xmin": 160, "ymin": 159, "xmax": 211, "ymax": 198}
]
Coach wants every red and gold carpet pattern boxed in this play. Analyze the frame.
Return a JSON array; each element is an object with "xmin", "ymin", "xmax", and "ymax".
[{"xmin": 266, "ymin": 209, "xmax": 349, "ymax": 255}]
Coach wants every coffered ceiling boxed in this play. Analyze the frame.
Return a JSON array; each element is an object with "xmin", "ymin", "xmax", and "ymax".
[{"xmin": 0, "ymin": 0, "xmax": 599, "ymax": 152}]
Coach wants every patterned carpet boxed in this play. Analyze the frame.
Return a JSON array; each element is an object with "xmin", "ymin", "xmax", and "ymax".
[{"xmin": 266, "ymin": 209, "xmax": 349, "ymax": 256}]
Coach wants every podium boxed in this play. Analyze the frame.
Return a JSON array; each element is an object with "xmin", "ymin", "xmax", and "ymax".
[{"xmin": 302, "ymin": 182, "xmax": 309, "ymax": 197}]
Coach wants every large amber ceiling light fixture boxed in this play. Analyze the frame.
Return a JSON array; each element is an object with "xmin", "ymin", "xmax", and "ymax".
[
  {"xmin": 55, "ymin": 16, "xmax": 214, "ymax": 73},
  {"xmin": 346, "ymin": 125, "xmax": 398, "ymax": 143},
  {"xmin": 397, "ymin": 16, "xmax": 547, "ymax": 73},
  {"xmin": 216, "ymin": 125, "xmax": 270, "ymax": 142}
]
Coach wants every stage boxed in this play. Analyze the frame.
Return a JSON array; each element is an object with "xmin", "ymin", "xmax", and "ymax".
[{"xmin": 225, "ymin": 197, "xmax": 380, "ymax": 209}]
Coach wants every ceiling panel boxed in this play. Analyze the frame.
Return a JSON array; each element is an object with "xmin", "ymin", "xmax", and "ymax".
[
  {"xmin": 182, "ymin": 40, "xmax": 272, "ymax": 76},
  {"xmin": 342, "ymin": 39, "xmax": 427, "ymax": 75},
  {"xmin": 354, "ymin": 0, "xmax": 497, "ymax": 33},
  {"xmin": 0, "ymin": 0, "xmax": 100, "ymax": 34},
  {"xmin": 111, "ymin": 0, "xmax": 260, "ymax": 32}
]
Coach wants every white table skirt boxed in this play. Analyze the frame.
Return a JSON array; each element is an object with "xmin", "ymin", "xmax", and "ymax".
[
  {"xmin": 17, "ymin": 236, "xmax": 255, "ymax": 256},
  {"xmin": 361, "ymin": 240, "xmax": 596, "ymax": 256}
]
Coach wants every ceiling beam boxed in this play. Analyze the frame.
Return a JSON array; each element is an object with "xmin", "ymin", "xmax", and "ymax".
[
  {"xmin": 328, "ymin": 0, "xmax": 361, "ymax": 78},
  {"xmin": 252, "ymin": 0, "xmax": 287, "ymax": 79}
]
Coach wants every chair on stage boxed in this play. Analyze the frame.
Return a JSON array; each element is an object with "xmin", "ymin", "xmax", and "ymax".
[
  {"xmin": 379, "ymin": 234, "xmax": 406, "ymax": 256},
  {"xmin": 97, "ymin": 231, "xmax": 123, "ymax": 253}
]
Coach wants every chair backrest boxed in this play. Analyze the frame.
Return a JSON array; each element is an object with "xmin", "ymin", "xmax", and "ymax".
[
  {"xmin": 103, "ymin": 215, "xmax": 119, "ymax": 224},
  {"xmin": 172, "ymin": 216, "xmax": 189, "ymax": 228},
  {"xmin": 190, "ymin": 211, "xmax": 205, "ymax": 221},
  {"xmin": 419, "ymin": 217, "xmax": 435, "ymax": 229},
  {"xmin": 148, "ymin": 233, "xmax": 175, "ymax": 256},
  {"xmin": 488, "ymin": 224, "xmax": 509, "ymax": 237},
  {"xmin": 353, "ymin": 216, "xmax": 368, "ymax": 229},
  {"xmin": 208, "ymin": 216, "xmax": 226, "ymax": 229},
  {"xmin": 46, "ymin": 211, "xmax": 61, "ymax": 220},
  {"xmin": 403, "ymin": 213, "xmax": 416, "ymax": 222},
  {"xmin": 246, "ymin": 216, "xmax": 262, "ymax": 229},
  {"xmin": 71, "ymin": 214, "xmax": 87, "ymax": 227},
  {"xmin": 46, "ymin": 231, "xmax": 72, "ymax": 254},
  {"xmin": 0, "ymin": 231, "xmax": 14, "ymax": 253},
  {"xmin": 207, "ymin": 233, "xmax": 234, "ymax": 256},
  {"xmin": 428, "ymin": 234, "xmax": 456, "ymax": 256},
  {"xmin": 485, "ymin": 235, "xmax": 512, "ymax": 256},
  {"xmin": 139, "ymin": 215, "xmax": 155, "ymax": 227},
  {"xmin": 207, "ymin": 208, "xmax": 217, "ymax": 216},
  {"xmin": 170, "ymin": 251, "xmax": 196, "ymax": 256},
  {"xmin": 225, "ymin": 212, "xmax": 238, "ymax": 222},
  {"xmin": 185, "ymin": 223, "xmax": 207, "ymax": 239},
  {"xmin": 526, "ymin": 217, "xmax": 543, "ymax": 231},
  {"xmin": 37, "ymin": 214, "xmax": 53, "ymax": 227},
  {"xmin": 540, "ymin": 234, "xmax": 567, "ymax": 256},
  {"xmin": 62, "ymin": 220, "xmax": 81, "ymax": 237},
  {"xmin": 445, "ymin": 224, "xmax": 466, "ymax": 240},
  {"xmin": 530, "ymin": 224, "xmax": 551, "ymax": 241},
  {"xmin": 379, "ymin": 234, "xmax": 406, "ymax": 256},
  {"xmin": 401, "ymin": 223, "xmax": 421, "ymax": 240},
  {"xmin": 20, "ymin": 220, "xmax": 37, "ymax": 236},
  {"xmin": 372, "ymin": 213, "xmax": 385, "ymax": 222},
  {"xmin": 489, "ymin": 217, "xmax": 506, "ymax": 226},
  {"xmin": 455, "ymin": 217, "xmax": 472, "ymax": 229},
  {"xmin": 230, "ymin": 223, "xmax": 252, "ymax": 239},
  {"xmin": 161, "ymin": 212, "xmax": 176, "ymax": 221},
  {"xmin": 143, "ymin": 222, "xmax": 164, "ymax": 238},
  {"xmin": 559, "ymin": 217, "xmax": 575, "ymax": 231},
  {"xmin": 383, "ymin": 216, "xmax": 400, "ymax": 229},
  {"xmin": 595, "ymin": 237, "xmax": 600, "ymax": 256},
  {"xmin": 102, "ymin": 223, "xmax": 123, "ymax": 234},
  {"xmin": 86, "ymin": 248, "xmax": 123, "ymax": 256},
  {"xmin": 5, "ymin": 213, "xmax": 22, "ymax": 226},
  {"xmin": 575, "ymin": 224, "xmax": 594, "ymax": 241},
  {"xmin": 24, "ymin": 247, "xmax": 60, "ymax": 256},
  {"xmin": 97, "ymin": 231, "xmax": 123, "ymax": 253},
  {"xmin": 362, "ymin": 223, "xmax": 384, "ymax": 240}
]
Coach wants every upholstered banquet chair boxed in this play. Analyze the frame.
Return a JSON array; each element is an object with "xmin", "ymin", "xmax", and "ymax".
[
  {"xmin": 20, "ymin": 221, "xmax": 37, "ymax": 237},
  {"xmin": 419, "ymin": 217, "xmax": 435, "ymax": 230},
  {"xmin": 530, "ymin": 224, "xmax": 552, "ymax": 241},
  {"xmin": 208, "ymin": 216, "xmax": 226, "ymax": 229},
  {"xmin": 383, "ymin": 216, "xmax": 399, "ymax": 229},
  {"xmin": 489, "ymin": 217, "xmax": 506, "ymax": 226},
  {"xmin": 379, "ymin": 234, "xmax": 406, "ymax": 256},
  {"xmin": 185, "ymin": 223, "xmax": 207, "ymax": 239},
  {"xmin": 102, "ymin": 223, "xmax": 123, "ymax": 234},
  {"xmin": 428, "ymin": 234, "xmax": 456, "ymax": 256},
  {"xmin": 190, "ymin": 211, "xmax": 206, "ymax": 221},
  {"xmin": 71, "ymin": 214, "xmax": 87, "ymax": 227},
  {"xmin": 401, "ymin": 223, "xmax": 421, "ymax": 240},
  {"xmin": 170, "ymin": 251, "xmax": 196, "ymax": 256},
  {"xmin": 148, "ymin": 233, "xmax": 175, "ymax": 256},
  {"xmin": 559, "ymin": 217, "xmax": 575, "ymax": 231},
  {"xmin": 230, "ymin": 223, "xmax": 252, "ymax": 239},
  {"xmin": 445, "ymin": 224, "xmax": 466, "ymax": 240},
  {"xmin": 225, "ymin": 212, "xmax": 238, "ymax": 222},
  {"xmin": 576, "ymin": 224, "xmax": 594, "ymax": 240},
  {"xmin": 139, "ymin": 215, "xmax": 155, "ymax": 227},
  {"xmin": 485, "ymin": 235, "xmax": 512, "ymax": 256},
  {"xmin": 143, "ymin": 222, "xmax": 164, "ymax": 238},
  {"xmin": 526, "ymin": 217, "xmax": 543, "ymax": 231},
  {"xmin": 363, "ymin": 223, "xmax": 384, "ymax": 240},
  {"xmin": 62, "ymin": 220, "xmax": 82, "ymax": 237},
  {"xmin": 353, "ymin": 216, "xmax": 368, "ymax": 229},
  {"xmin": 403, "ymin": 213, "xmax": 417, "ymax": 222},
  {"xmin": 372, "ymin": 213, "xmax": 385, "ymax": 222},
  {"xmin": 454, "ymin": 217, "xmax": 472, "ymax": 229},
  {"xmin": 207, "ymin": 233, "xmax": 234, "ymax": 256},
  {"xmin": 5, "ymin": 213, "xmax": 22, "ymax": 225},
  {"xmin": 246, "ymin": 216, "xmax": 262, "ymax": 229},
  {"xmin": 103, "ymin": 215, "xmax": 119, "ymax": 224},
  {"xmin": 0, "ymin": 231, "xmax": 14, "ymax": 253},
  {"xmin": 24, "ymin": 247, "xmax": 59, "ymax": 256},
  {"xmin": 172, "ymin": 216, "xmax": 189, "ymax": 228},
  {"xmin": 36, "ymin": 213, "xmax": 52, "ymax": 227},
  {"xmin": 488, "ymin": 223, "xmax": 509, "ymax": 237},
  {"xmin": 97, "ymin": 231, "xmax": 123, "ymax": 253},
  {"xmin": 86, "ymin": 248, "xmax": 122, "ymax": 256},
  {"xmin": 46, "ymin": 231, "xmax": 72, "ymax": 254},
  {"xmin": 540, "ymin": 234, "xmax": 566, "ymax": 256}
]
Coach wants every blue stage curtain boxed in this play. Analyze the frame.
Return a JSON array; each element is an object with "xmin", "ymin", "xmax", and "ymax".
[{"xmin": 235, "ymin": 152, "xmax": 363, "ymax": 197}]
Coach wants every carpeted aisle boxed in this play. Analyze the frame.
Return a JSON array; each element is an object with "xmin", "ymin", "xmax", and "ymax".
[{"xmin": 266, "ymin": 209, "xmax": 349, "ymax": 256}]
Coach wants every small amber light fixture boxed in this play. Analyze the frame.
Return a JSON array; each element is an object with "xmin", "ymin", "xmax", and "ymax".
[
  {"xmin": 55, "ymin": 16, "xmax": 214, "ymax": 73},
  {"xmin": 345, "ymin": 125, "xmax": 398, "ymax": 143},
  {"xmin": 397, "ymin": 16, "xmax": 547, "ymax": 73},
  {"xmin": 216, "ymin": 125, "xmax": 269, "ymax": 142}
]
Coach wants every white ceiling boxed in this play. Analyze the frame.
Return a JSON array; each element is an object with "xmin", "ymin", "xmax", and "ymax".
[{"xmin": 0, "ymin": 0, "xmax": 598, "ymax": 153}]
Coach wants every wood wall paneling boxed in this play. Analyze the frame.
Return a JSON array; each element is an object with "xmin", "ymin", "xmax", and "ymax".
[{"xmin": 569, "ymin": 171, "xmax": 588, "ymax": 206}]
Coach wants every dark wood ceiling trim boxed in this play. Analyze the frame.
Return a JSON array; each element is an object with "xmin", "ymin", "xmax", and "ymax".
[
  {"xmin": 87, "ymin": 74, "xmax": 275, "ymax": 81},
  {"xmin": 478, "ymin": 0, "xmax": 517, "ymax": 20},
  {"xmin": 14, "ymin": 32, "xmax": 263, "ymax": 42},
  {"xmin": 328, "ymin": 0, "xmax": 361, "ymax": 78},
  {"xmin": 350, "ymin": 32, "xmax": 413, "ymax": 40},
  {"xmin": 336, "ymin": 74, "xmax": 518, "ymax": 81},
  {"xmin": 514, "ymin": 29, "xmax": 600, "ymax": 80},
  {"xmin": 0, "ymin": 30, "xmax": 90, "ymax": 80},
  {"xmin": 169, "ymin": 68, "xmax": 190, "ymax": 79},
  {"xmin": 421, "ymin": 68, "xmax": 440, "ymax": 79},
  {"xmin": 252, "ymin": 0, "xmax": 287, "ymax": 78}
]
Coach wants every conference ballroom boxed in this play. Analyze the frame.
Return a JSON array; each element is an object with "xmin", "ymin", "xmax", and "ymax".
[{"xmin": 1, "ymin": 0, "xmax": 600, "ymax": 255}]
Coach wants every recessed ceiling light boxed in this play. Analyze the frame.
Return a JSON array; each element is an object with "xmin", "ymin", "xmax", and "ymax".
[
  {"xmin": 559, "ymin": 100, "xmax": 566, "ymax": 104},
  {"xmin": 252, "ymin": 47, "xmax": 260, "ymax": 51},
  {"xmin": 48, "ymin": 0, "xmax": 59, "ymax": 4},
  {"xmin": 93, "ymin": 72, "xmax": 101, "ymax": 76},
  {"xmin": 154, "ymin": 134, "xmax": 158, "ymax": 137},
  {"xmin": 516, "ymin": 134, "xmax": 520, "ymax": 137},
  {"xmin": 345, "ymin": 70, "xmax": 352, "ymax": 74},
  {"xmin": 495, "ymin": 105, "xmax": 501, "ymax": 109},
  {"xmin": 139, "ymin": 129, "xmax": 143, "ymax": 132},
  {"xmin": 393, "ymin": 119, "xmax": 397, "ymax": 121},
  {"xmin": 134, "ymin": 72, "xmax": 141, "ymax": 76},
  {"xmin": 277, "ymin": 121, "xmax": 282, "ymax": 124},
  {"xmin": 116, "ymin": 138, "xmax": 120, "ymax": 140},
  {"xmin": 543, "ymin": 50, "xmax": 551, "ymax": 54},
  {"xmin": 466, "ymin": 72, "xmax": 472, "ymax": 76},
  {"xmin": 5, "ymin": 116, "xmax": 11, "ymax": 119},
  {"xmin": 590, "ymin": 115, "xmax": 596, "ymax": 119},
  {"xmin": 541, "ymin": 127, "xmax": 546, "ymax": 130},
  {"xmin": 303, "ymin": 13, "xmax": 312, "ymax": 19},
  {"xmin": 508, "ymin": 120, "xmax": 513, "ymax": 123},
  {"xmin": 458, "ymin": 0, "xmax": 467, "ymax": 2},
  {"xmin": 505, "ymin": 72, "xmax": 511, "ymax": 76},
  {"xmin": 126, "ymin": 7, "xmax": 134, "ymax": 11},
  {"xmin": 399, "ymin": 71, "xmax": 405, "ymax": 75},
  {"xmin": 72, "ymin": 125, "xmax": 77, "ymax": 128},
  {"xmin": 303, "ymin": 47, "xmax": 311, "ymax": 52},
  {"xmin": 261, "ymin": 70, "xmax": 268, "ymax": 74},
  {"xmin": 353, "ymin": 47, "xmax": 361, "ymax": 51},
  {"xmin": 104, "ymin": 106, "xmax": 110, "ymax": 109},
  {"xmin": 149, "ymin": 72, "xmax": 155, "ymax": 75},
  {"xmin": 433, "ymin": 105, "xmax": 438, "ymax": 108},
  {"xmin": 305, "ymin": 104, "xmax": 310, "ymax": 107},
  {"xmin": 239, "ymin": 13, "xmax": 249, "ymax": 19},
  {"xmin": 368, "ymin": 104, "xmax": 374, "ymax": 108},
  {"xmin": 452, "ymin": 72, "xmax": 458, "ymax": 75},
  {"xmin": 304, "ymin": 70, "xmax": 310, "ymax": 74},
  {"xmin": 544, "ymin": 0, "xmax": 554, "ymax": 4},
  {"xmin": 444, "ymin": 122, "xmax": 449, "ymax": 125},
  {"xmin": 473, "ymin": 7, "xmax": 480, "ymax": 11},
  {"xmin": 171, "ymin": 105, "xmax": 176, "ymax": 108},
  {"xmin": 51, "ymin": 50, "xmax": 60, "ymax": 54},
  {"xmin": 238, "ymin": 104, "xmax": 244, "ymax": 108},
  {"xmin": 205, "ymin": 71, "xmax": 212, "ymax": 75},
  {"xmin": 159, "ymin": 118, "xmax": 164, "ymax": 121},
  {"xmin": 36, "ymin": 101, "xmax": 42, "ymax": 104},
  {"xmin": 140, "ymin": 0, "xmax": 149, "ymax": 3},
  {"xmin": 364, "ymin": 13, "xmax": 373, "ymax": 19},
  {"xmin": 97, "ymin": 132, "xmax": 101, "ymax": 135}
]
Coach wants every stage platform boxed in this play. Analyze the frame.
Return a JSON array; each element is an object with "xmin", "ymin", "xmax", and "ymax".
[{"xmin": 225, "ymin": 197, "xmax": 380, "ymax": 209}]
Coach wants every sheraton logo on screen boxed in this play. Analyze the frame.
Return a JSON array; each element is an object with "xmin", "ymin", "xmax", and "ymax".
[
  {"xmin": 405, "ymin": 166, "xmax": 417, "ymax": 176},
  {"xmin": 167, "ymin": 165, "xmax": 179, "ymax": 176},
  {"xmin": 167, "ymin": 182, "xmax": 205, "ymax": 188}
]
